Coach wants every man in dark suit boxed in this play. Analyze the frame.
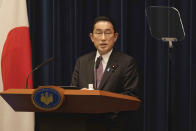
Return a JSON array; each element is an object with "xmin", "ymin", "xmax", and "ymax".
[
  {"xmin": 71, "ymin": 16, "xmax": 140, "ymax": 131},
  {"xmin": 71, "ymin": 16, "xmax": 139, "ymax": 96}
]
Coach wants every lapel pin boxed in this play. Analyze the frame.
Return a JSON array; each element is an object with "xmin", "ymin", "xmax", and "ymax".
[
  {"xmin": 111, "ymin": 65, "xmax": 119, "ymax": 72},
  {"xmin": 106, "ymin": 68, "xmax": 111, "ymax": 72}
]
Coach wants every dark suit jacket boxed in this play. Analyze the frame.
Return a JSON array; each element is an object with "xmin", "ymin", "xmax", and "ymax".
[{"xmin": 71, "ymin": 50, "xmax": 139, "ymax": 96}]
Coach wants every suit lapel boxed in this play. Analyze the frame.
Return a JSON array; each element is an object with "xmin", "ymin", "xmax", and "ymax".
[
  {"xmin": 87, "ymin": 52, "xmax": 96, "ymax": 85},
  {"xmin": 99, "ymin": 51, "xmax": 117, "ymax": 90}
]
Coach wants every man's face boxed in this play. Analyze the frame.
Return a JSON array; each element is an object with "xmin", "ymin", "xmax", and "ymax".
[{"xmin": 90, "ymin": 21, "xmax": 118, "ymax": 55}]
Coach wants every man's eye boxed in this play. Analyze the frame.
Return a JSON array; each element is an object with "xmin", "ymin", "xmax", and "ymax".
[{"xmin": 105, "ymin": 32, "xmax": 111, "ymax": 34}]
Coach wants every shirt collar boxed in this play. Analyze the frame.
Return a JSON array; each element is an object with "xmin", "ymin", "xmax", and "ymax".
[{"xmin": 95, "ymin": 49, "xmax": 113, "ymax": 64}]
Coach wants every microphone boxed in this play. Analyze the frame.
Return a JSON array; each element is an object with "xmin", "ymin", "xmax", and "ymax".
[{"xmin": 25, "ymin": 57, "xmax": 54, "ymax": 89}]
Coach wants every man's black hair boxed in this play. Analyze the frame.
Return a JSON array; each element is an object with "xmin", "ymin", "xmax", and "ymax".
[{"xmin": 90, "ymin": 16, "xmax": 117, "ymax": 33}]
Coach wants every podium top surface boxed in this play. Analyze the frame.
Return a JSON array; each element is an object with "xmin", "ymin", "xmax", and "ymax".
[
  {"xmin": 0, "ymin": 89, "xmax": 140, "ymax": 100},
  {"xmin": 0, "ymin": 89, "xmax": 141, "ymax": 113}
]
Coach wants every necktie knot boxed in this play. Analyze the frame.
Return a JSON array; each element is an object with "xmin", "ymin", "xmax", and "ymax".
[
  {"xmin": 95, "ymin": 56, "xmax": 102, "ymax": 69},
  {"xmin": 98, "ymin": 56, "xmax": 102, "ymax": 60}
]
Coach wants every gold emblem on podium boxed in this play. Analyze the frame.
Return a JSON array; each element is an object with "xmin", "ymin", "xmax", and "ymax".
[
  {"xmin": 41, "ymin": 92, "xmax": 53, "ymax": 105},
  {"xmin": 32, "ymin": 86, "xmax": 64, "ymax": 111}
]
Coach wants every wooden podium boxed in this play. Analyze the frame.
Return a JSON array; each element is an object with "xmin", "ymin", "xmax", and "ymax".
[
  {"xmin": 0, "ymin": 89, "xmax": 140, "ymax": 113},
  {"xmin": 0, "ymin": 88, "xmax": 141, "ymax": 131}
]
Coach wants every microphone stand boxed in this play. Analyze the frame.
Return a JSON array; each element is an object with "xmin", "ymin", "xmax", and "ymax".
[
  {"xmin": 25, "ymin": 57, "xmax": 54, "ymax": 89},
  {"xmin": 162, "ymin": 37, "xmax": 177, "ymax": 131},
  {"xmin": 25, "ymin": 67, "xmax": 38, "ymax": 89},
  {"xmin": 26, "ymin": 71, "xmax": 33, "ymax": 89}
]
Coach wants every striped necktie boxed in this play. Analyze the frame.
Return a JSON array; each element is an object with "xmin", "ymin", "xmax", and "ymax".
[{"xmin": 94, "ymin": 56, "xmax": 103, "ymax": 89}]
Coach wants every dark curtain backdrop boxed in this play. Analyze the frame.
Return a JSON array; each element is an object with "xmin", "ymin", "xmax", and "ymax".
[{"xmin": 27, "ymin": 0, "xmax": 196, "ymax": 131}]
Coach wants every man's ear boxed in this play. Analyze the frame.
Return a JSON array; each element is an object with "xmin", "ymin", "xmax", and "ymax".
[
  {"xmin": 89, "ymin": 33, "xmax": 94, "ymax": 42},
  {"xmin": 114, "ymin": 32, "xmax": 119, "ymax": 42}
]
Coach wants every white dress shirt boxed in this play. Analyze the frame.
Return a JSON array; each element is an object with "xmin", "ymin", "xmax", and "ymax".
[{"xmin": 95, "ymin": 49, "xmax": 113, "ymax": 72}]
